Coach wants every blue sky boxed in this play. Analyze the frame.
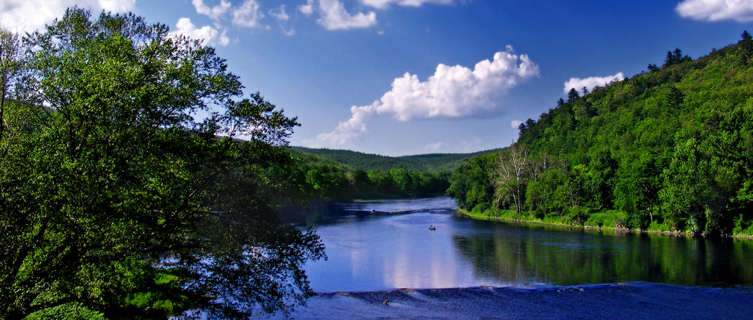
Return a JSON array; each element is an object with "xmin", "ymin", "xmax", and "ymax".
[{"xmin": 2, "ymin": 1, "xmax": 753, "ymax": 155}]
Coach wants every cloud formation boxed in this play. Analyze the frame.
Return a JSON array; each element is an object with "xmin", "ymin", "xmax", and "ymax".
[
  {"xmin": 563, "ymin": 72, "xmax": 624, "ymax": 94},
  {"xmin": 362, "ymin": 0, "xmax": 453, "ymax": 9},
  {"xmin": 269, "ymin": 5, "xmax": 290, "ymax": 21},
  {"xmin": 295, "ymin": 0, "xmax": 452, "ymax": 31},
  {"xmin": 232, "ymin": 0, "xmax": 265, "ymax": 28},
  {"xmin": 299, "ymin": 0, "xmax": 315, "ymax": 15},
  {"xmin": 192, "ymin": 0, "xmax": 230, "ymax": 20},
  {"xmin": 676, "ymin": 0, "xmax": 753, "ymax": 22},
  {"xmin": 315, "ymin": 46, "xmax": 539, "ymax": 146},
  {"xmin": 170, "ymin": 18, "xmax": 230, "ymax": 47},
  {"xmin": 510, "ymin": 120, "xmax": 523, "ymax": 129},
  {"xmin": 0, "ymin": 0, "xmax": 135, "ymax": 33},
  {"xmin": 318, "ymin": 0, "xmax": 377, "ymax": 30}
]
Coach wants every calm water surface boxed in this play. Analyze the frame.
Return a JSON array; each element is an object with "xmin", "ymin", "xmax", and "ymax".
[{"xmin": 302, "ymin": 197, "xmax": 753, "ymax": 292}]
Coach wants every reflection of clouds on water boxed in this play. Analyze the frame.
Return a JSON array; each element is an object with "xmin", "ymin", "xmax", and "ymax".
[
  {"xmin": 305, "ymin": 197, "xmax": 753, "ymax": 292},
  {"xmin": 350, "ymin": 245, "xmax": 364, "ymax": 279},
  {"xmin": 305, "ymin": 204, "xmax": 510, "ymax": 291},
  {"xmin": 381, "ymin": 216, "xmax": 497, "ymax": 290}
]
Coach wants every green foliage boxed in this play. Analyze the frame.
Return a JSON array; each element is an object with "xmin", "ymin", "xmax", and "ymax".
[
  {"xmin": 446, "ymin": 152, "xmax": 497, "ymax": 210},
  {"xmin": 449, "ymin": 32, "xmax": 753, "ymax": 237},
  {"xmin": 584, "ymin": 210, "xmax": 627, "ymax": 228},
  {"xmin": 565, "ymin": 206, "xmax": 589, "ymax": 225},
  {"xmin": 287, "ymin": 151, "xmax": 449, "ymax": 200},
  {"xmin": 24, "ymin": 303, "xmax": 105, "ymax": 320},
  {"xmin": 663, "ymin": 48, "xmax": 692, "ymax": 67},
  {"xmin": 0, "ymin": 9, "xmax": 323, "ymax": 319},
  {"xmin": 291, "ymin": 146, "xmax": 500, "ymax": 173}
]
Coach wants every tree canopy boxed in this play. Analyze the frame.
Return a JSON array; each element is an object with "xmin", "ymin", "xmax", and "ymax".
[
  {"xmin": 0, "ymin": 9, "xmax": 323, "ymax": 319},
  {"xmin": 449, "ymin": 33, "xmax": 753, "ymax": 237},
  {"xmin": 291, "ymin": 146, "xmax": 501, "ymax": 173}
]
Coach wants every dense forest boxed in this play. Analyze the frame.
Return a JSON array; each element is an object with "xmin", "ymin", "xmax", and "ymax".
[
  {"xmin": 286, "ymin": 146, "xmax": 504, "ymax": 201},
  {"xmin": 287, "ymin": 151, "xmax": 450, "ymax": 200},
  {"xmin": 449, "ymin": 32, "xmax": 753, "ymax": 237},
  {"xmin": 292, "ymin": 146, "xmax": 501, "ymax": 173}
]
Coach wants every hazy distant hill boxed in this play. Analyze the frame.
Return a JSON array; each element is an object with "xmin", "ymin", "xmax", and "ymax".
[{"xmin": 290, "ymin": 146, "xmax": 503, "ymax": 173}]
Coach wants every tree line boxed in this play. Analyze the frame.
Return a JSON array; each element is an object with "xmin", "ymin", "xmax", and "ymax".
[
  {"xmin": 289, "ymin": 151, "xmax": 450, "ymax": 201},
  {"xmin": 449, "ymin": 33, "xmax": 753, "ymax": 237},
  {"xmin": 291, "ymin": 146, "xmax": 501, "ymax": 173}
]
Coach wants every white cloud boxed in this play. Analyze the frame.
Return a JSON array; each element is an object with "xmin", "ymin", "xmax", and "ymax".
[
  {"xmin": 315, "ymin": 104, "xmax": 376, "ymax": 146},
  {"xmin": 0, "ymin": 0, "xmax": 135, "ymax": 34},
  {"xmin": 362, "ymin": 0, "xmax": 453, "ymax": 9},
  {"xmin": 318, "ymin": 0, "xmax": 377, "ymax": 30},
  {"xmin": 676, "ymin": 0, "xmax": 753, "ymax": 22},
  {"xmin": 301, "ymin": 0, "xmax": 446, "ymax": 31},
  {"xmin": 269, "ymin": 4, "xmax": 290, "ymax": 21},
  {"xmin": 98, "ymin": 0, "xmax": 136, "ymax": 12},
  {"xmin": 192, "ymin": 0, "xmax": 231, "ymax": 20},
  {"xmin": 232, "ymin": 0, "xmax": 265, "ymax": 28},
  {"xmin": 170, "ymin": 18, "xmax": 230, "ymax": 47},
  {"xmin": 510, "ymin": 120, "xmax": 523, "ymax": 129},
  {"xmin": 563, "ymin": 72, "xmax": 624, "ymax": 94},
  {"xmin": 316, "ymin": 46, "xmax": 539, "ymax": 146},
  {"xmin": 299, "ymin": 0, "xmax": 315, "ymax": 15}
]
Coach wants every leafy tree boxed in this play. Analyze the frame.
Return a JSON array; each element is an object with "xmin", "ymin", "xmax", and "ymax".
[
  {"xmin": 447, "ymin": 153, "xmax": 496, "ymax": 210},
  {"xmin": 739, "ymin": 30, "xmax": 753, "ymax": 63},
  {"xmin": 567, "ymin": 88, "xmax": 580, "ymax": 103},
  {"xmin": 663, "ymin": 48, "xmax": 691, "ymax": 67},
  {"xmin": 494, "ymin": 145, "xmax": 529, "ymax": 215},
  {"xmin": 0, "ymin": 30, "xmax": 22, "ymax": 143},
  {"xmin": 0, "ymin": 9, "xmax": 324, "ymax": 319}
]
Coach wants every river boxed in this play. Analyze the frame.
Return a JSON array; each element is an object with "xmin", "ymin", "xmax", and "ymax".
[{"xmin": 302, "ymin": 197, "xmax": 753, "ymax": 292}]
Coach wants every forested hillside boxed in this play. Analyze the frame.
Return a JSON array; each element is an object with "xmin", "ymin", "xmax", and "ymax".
[
  {"xmin": 448, "ymin": 32, "xmax": 753, "ymax": 237},
  {"xmin": 288, "ymin": 151, "xmax": 450, "ymax": 201},
  {"xmin": 292, "ymin": 146, "xmax": 501, "ymax": 173}
]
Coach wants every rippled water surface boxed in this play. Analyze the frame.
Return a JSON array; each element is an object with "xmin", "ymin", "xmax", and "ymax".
[{"xmin": 302, "ymin": 197, "xmax": 753, "ymax": 292}]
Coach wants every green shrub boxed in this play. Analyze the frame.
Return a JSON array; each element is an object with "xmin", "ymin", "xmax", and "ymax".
[
  {"xmin": 565, "ymin": 206, "xmax": 589, "ymax": 225},
  {"xmin": 25, "ymin": 303, "xmax": 105, "ymax": 320}
]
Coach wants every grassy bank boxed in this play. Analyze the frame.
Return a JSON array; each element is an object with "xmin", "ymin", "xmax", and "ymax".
[{"xmin": 457, "ymin": 207, "xmax": 753, "ymax": 240}]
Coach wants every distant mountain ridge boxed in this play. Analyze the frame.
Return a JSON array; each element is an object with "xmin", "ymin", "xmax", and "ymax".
[{"xmin": 290, "ymin": 146, "xmax": 503, "ymax": 173}]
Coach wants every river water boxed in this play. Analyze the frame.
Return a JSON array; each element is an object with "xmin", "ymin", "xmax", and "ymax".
[{"xmin": 302, "ymin": 197, "xmax": 753, "ymax": 292}]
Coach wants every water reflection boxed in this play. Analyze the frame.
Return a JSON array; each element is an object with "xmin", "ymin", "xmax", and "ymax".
[
  {"xmin": 301, "ymin": 197, "xmax": 753, "ymax": 292},
  {"xmin": 453, "ymin": 223, "xmax": 753, "ymax": 287}
]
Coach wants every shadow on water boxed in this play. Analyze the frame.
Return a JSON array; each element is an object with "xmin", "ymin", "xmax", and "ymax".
[
  {"xmin": 452, "ymin": 220, "xmax": 753, "ymax": 287},
  {"xmin": 281, "ymin": 197, "xmax": 457, "ymax": 227}
]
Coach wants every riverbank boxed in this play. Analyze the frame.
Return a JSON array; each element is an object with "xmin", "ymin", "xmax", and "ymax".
[
  {"xmin": 266, "ymin": 282, "xmax": 753, "ymax": 319},
  {"xmin": 456, "ymin": 208, "xmax": 753, "ymax": 240}
]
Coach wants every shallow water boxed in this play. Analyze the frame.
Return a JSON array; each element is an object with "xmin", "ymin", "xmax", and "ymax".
[{"xmin": 302, "ymin": 197, "xmax": 753, "ymax": 292}]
